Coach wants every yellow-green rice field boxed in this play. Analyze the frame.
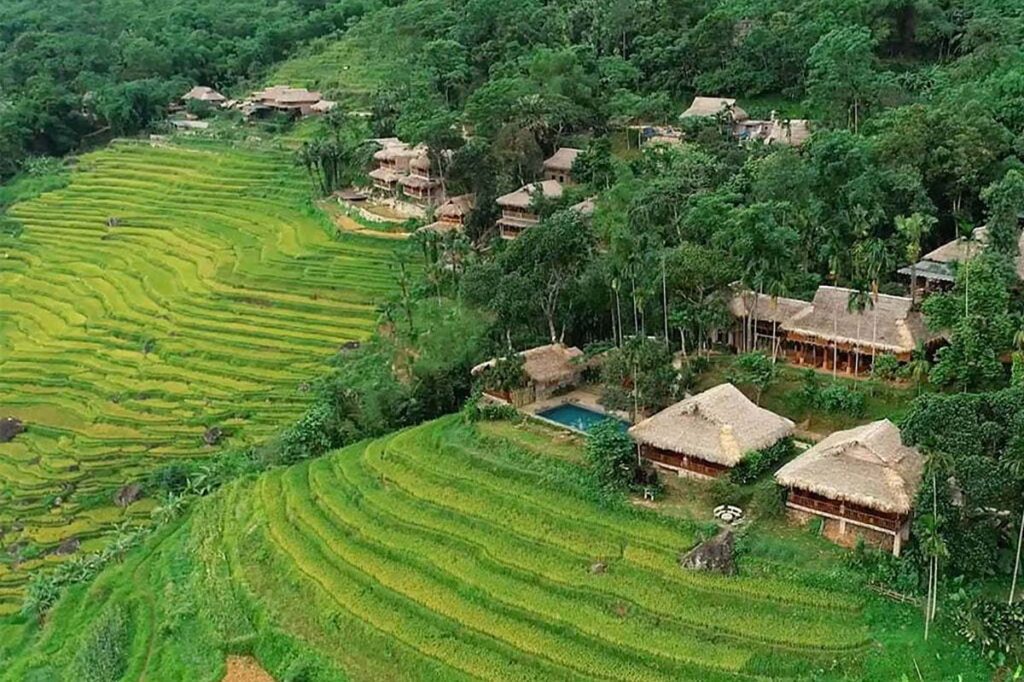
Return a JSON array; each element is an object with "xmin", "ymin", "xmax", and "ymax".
[
  {"xmin": 0, "ymin": 139, "xmax": 402, "ymax": 614},
  {"xmin": 0, "ymin": 417, "xmax": 988, "ymax": 680}
]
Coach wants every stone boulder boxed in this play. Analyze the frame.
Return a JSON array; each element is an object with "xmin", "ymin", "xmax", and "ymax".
[
  {"xmin": 115, "ymin": 483, "xmax": 143, "ymax": 508},
  {"xmin": 679, "ymin": 529, "xmax": 736, "ymax": 576},
  {"xmin": 53, "ymin": 537, "xmax": 81, "ymax": 556},
  {"xmin": 203, "ymin": 426, "xmax": 224, "ymax": 446},
  {"xmin": 0, "ymin": 417, "xmax": 25, "ymax": 443}
]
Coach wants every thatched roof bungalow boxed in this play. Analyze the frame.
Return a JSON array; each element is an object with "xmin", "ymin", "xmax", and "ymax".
[
  {"xmin": 183, "ymin": 86, "xmax": 226, "ymax": 105},
  {"xmin": 681, "ymin": 96, "xmax": 749, "ymax": 121},
  {"xmin": 472, "ymin": 343, "xmax": 585, "ymax": 405},
  {"xmin": 543, "ymin": 147, "xmax": 582, "ymax": 184},
  {"xmin": 898, "ymin": 226, "xmax": 1024, "ymax": 292},
  {"xmin": 629, "ymin": 383, "xmax": 794, "ymax": 479},
  {"xmin": 775, "ymin": 419, "xmax": 923, "ymax": 555},
  {"xmin": 495, "ymin": 180, "xmax": 564, "ymax": 239},
  {"xmin": 418, "ymin": 194, "xmax": 475, "ymax": 234}
]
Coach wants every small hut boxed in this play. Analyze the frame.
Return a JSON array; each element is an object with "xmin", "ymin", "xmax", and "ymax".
[
  {"xmin": 472, "ymin": 344, "xmax": 584, "ymax": 406},
  {"xmin": 182, "ymin": 86, "xmax": 226, "ymax": 105},
  {"xmin": 418, "ymin": 194, "xmax": 475, "ymax": 234},
  {"xmin": 542, "ymin": 147, "xmax": 582, "ymax": 184},
  {"xmin": 495, "ymin": 180, "xmax": 563, "ymax": 239},
  {"xmin": 775, "ymin": 419, "xmax": 923, "ymax": 556},
  {"xmin": 629, "ymin": 383, "xmax": 794, "ymax": 479}
]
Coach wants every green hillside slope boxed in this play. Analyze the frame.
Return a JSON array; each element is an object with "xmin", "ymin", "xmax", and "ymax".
[
  {"xmin": 0, "ymin": 140, "xmax": 402, "ymax": 614},
  {"xmin": 0, "ymin": 417, "xmax": 988, "ymax": 680}
]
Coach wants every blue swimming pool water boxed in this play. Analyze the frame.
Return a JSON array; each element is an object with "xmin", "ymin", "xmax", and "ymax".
[{"xmin": 536, "ymin": 404, "xmax": 628, "ymax": 433}]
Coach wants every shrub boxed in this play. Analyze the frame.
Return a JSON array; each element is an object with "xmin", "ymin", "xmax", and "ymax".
[
  {"xmin": 72, "ymin": 604, "xmax": 132, "ymax": 682},
  {"xmin": 951, "ymin": 598, "xmax": 1024, "ymax": 666},
  {"xmin": 730, "ymin": 438, "xmax": 795, "ymax": 485},
  {"xmin": 871, "ymin": 353, "xmax": 901, "ymax": 381},
  {"xmin": 708, "ymin": 478, "xmax": 751, "ymax": 508},
  {"xmin": 816, "ymin": 383, "xmax": 866, "ymax": 416},
  {"xmin": 728, "ymin": 352, "xmax": 778, "ymax": 405},
  {"xmin": 750, "ymin": 479, "xmax": 786, "ymax": 519},
  {"xmin": 584, "ymin": 420, "xmax": 640, "ymax": 493}
]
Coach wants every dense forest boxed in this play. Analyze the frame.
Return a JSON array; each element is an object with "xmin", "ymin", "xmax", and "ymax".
[{"xmin": 3, "ymin": 0, "xmax": 1024, "ymax": 675}]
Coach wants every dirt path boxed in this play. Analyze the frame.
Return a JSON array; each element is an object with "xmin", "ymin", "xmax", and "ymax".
[
  {"xmin": 222, "ymin": 655, "xmax": 274, "ymax": 682},
  {"xmin": 321, "ymin": 202, "xmax": 410, "ymax": 240}
]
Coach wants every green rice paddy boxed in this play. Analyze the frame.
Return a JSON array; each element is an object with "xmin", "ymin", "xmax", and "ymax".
[
  {"xmin": 0, "ymin": 417, "xmax": 987, "ymax": 680},
  {"xmin": 0, "ymin": 139, "xmax": 402, "ymax": 614}
]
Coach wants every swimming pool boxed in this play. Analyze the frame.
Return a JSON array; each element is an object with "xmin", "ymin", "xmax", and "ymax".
[{"xmin": 535, "ymin": 403, "xmax": 628, "ymax": 433}]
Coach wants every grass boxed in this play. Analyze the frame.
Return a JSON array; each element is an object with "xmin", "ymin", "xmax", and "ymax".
[
  {"xmin": 268, "ymin": 26, "xmax": 415, "ymax": 110},
  {"xmin": 0, "ymin": 139, "xmax": 405, "ymax": 614},
  {"xmin": 694, "ymin": 355, "xmax": 925, "ymax": 436},
  {"xmin": 0, "ymin": 417, "xmax": 990, "ymax": 680}
]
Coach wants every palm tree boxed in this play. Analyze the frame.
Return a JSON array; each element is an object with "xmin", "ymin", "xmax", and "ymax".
[
  {"xmin": 847, "ymin": 285, "xmax": 871, "ymax": 375},
  {"xmin": 895, "ymin": 213, "xmax": 936, "ymax": 306},
  {"xmin": 904, "ymin": 343, "xmax": 931, "ymax": 394},
  {"xmin": 921, "ymin": 449, "xmax": 953, "ymax": 639}
]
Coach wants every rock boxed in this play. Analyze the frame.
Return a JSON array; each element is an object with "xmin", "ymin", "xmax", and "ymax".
[
  {"xmin": 340, "ymin": 341, "xmax": 361, "ymax": 352},
  {"xmin": 53, "ymin": 537, "xmax": 80, "ymax": 556},
  {"xmin": 0, "ymin": 417, "xmax": 25, "ymax": 443},
  {"xmin": 679, "ymin": 529, "xmax": 736, "ymax": 576},
  {"xmin": 115, "ymin": 483, "xmax": 143, "ymax": 508},
  {"xmin": 589, "ymin": 561, "xmax": 607, "ymax": 575},
  {"xmin": 203, "ymin": 426, "xmax": 224, "ymax": 446}
]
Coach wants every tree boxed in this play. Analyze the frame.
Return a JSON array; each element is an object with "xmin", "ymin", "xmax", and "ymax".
[
  {"xmin": 600, "ymin": 337, "xmax": 677, "ymax": 420},
  {"xmin": 572, "ymin": 137, "xmax": 616, "ymax": 189},
  {"xmin": 729, "ymin": 352, "xmax": 779, "ymax": 405},
  {"xmin": 981, "ymin": 169, "xmax": 1024, "ymax": 259},
  {"xmin": 924, "ymin": 254, "xmax": 1014, "ymax": 391},
  {"xmin": 585, "ymin": 419, "xmax": 640, "ymax": 493},
  {"xmin": 805, "ymin": 26, "xmax": 885, "ymax": 133},
  {"xmin": 467, "ymin": 210, "xmax": 594, "ymax": 342},
  {"xmin": 895, "ymin": 212, "xmax": 937, "ymax": 306}
]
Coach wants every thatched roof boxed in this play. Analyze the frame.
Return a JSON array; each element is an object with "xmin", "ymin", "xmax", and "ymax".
[
  {"xmin": 922, "ymin": 226, "xmax": 988, "ymax": 264},
  {"xmin": 183, "ymin": 86, "xmax": 225, "ymax": 103},
  {"xmin": 543, "ymin": 147, "xmax": 582, "ymax": 172},
  {"xmin": 251, "ymin": 85, "xmax": 323, "ymax": 106},
  {"xmin": 368, "ymin": 167, "xmax": 404, "ymax": 183},
  {"xmin": 729, "ymin": 289, "xmax": 810, "ymax": 325},
  {"xmin": 629, "ymin": 383, "xmax": 794, "ymax": 467},
  {"xmin": 681, "ymin": 96, "xmax": 749, "ymax": 121},
  {"xmin": 496, "ymin": 180, "xmax": 564, "ymax": 209},
  {"xmin": 781, "ymin": 286, "xmax": 935, "ymax": 354},
  {"xmin": 398, "ymin": 174, "xmax": 440, "ymax": 190},
  {"xmin": 905, "ymin": 226, "xmax": 1024, "ymax": 280},
  {"xmin": 311, "ymin": 99, "xmax": 337, "ymax": 113},
  {"xmin": 472, "ymin": 344, "xmax": 584, "ymax": 384},
  {"xmin": 437, "ymin": 194, "xmax": 475, "ymax": 220},
  {"xmin": 775, "ymin": 419, "xmax": 923, "ymax": 514}
]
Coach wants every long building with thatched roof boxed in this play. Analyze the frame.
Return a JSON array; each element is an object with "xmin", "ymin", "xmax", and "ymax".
[
  {"xmin": 629, "ymin": 383, "xmax": 794, "ymax": 479},
  {"xmin": 727, "ymin": 285, "xmax": 944, "ymax": 374},
  {"xmin": 775, "ymin": 419, "xmax": 923, "ymax": 555}
]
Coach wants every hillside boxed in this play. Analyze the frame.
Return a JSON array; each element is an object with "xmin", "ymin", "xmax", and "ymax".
[
  {"xmin": 0, "ymin": 416, "xmax": 988, "ymax": 680},
  {"xmin": 0, "ymin": 140, "xmax": 403, "ymax": 614}
]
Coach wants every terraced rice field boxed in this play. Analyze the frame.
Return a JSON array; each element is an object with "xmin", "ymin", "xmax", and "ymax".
[
  {"xmin": 0, "ymin": 140, "xmax": 402, "ymax": 614},
  {"xmin": 0, "ymin": 417, "xmax": 988, "ymax": 680}
]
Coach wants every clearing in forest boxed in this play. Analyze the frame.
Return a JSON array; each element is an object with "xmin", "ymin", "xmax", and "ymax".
[{"xmin": 0, "ymin": 139, "xmax": 402, "ymax": 614}]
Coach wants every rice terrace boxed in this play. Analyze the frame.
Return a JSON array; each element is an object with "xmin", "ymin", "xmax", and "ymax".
[
  {"xmin": 0, "ymin": 140, "xmax": 401, "ymax": 614},
  {"xmin": 2, "ymin": 0, "xmax": 1024, "ymax": 679}
]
